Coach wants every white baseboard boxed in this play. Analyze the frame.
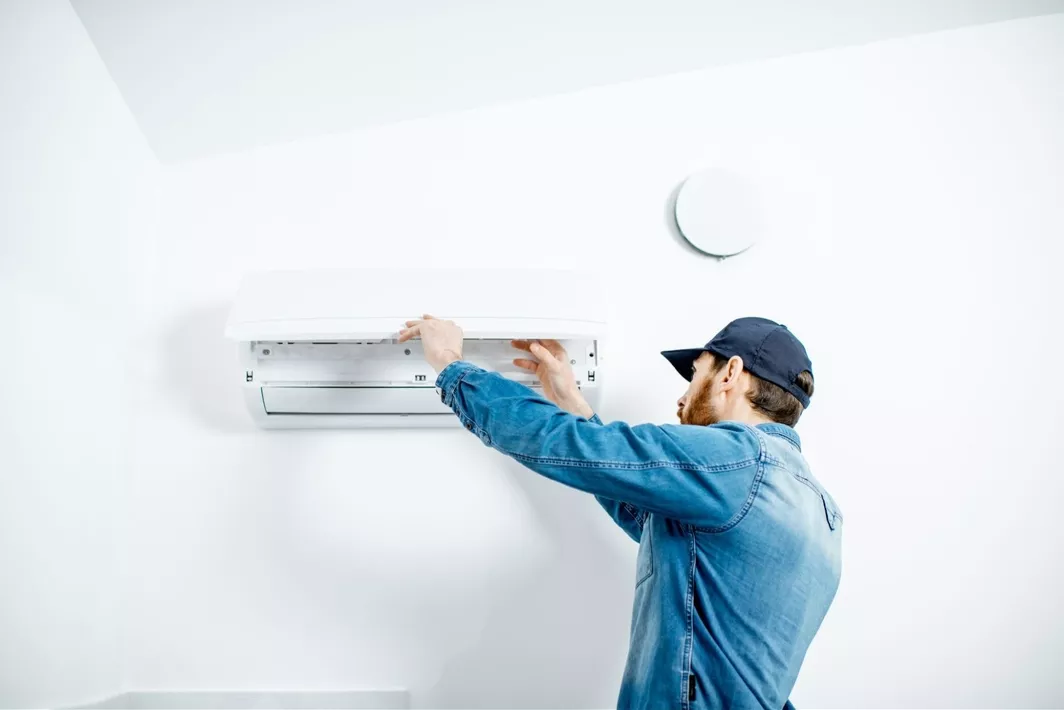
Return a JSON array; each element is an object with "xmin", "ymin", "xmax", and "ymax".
[{"xmin": 70, "ymin": 690, "xmax": 409, "ymax": 710}]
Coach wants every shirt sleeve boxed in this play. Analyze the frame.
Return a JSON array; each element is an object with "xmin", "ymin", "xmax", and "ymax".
[
  {"xmin": 588, "ymin": 414, "xmax": 649, "ymax": 542},
  {"xmin": 436, "ymin": 361, "xmax": 762, "ymax": 529}
]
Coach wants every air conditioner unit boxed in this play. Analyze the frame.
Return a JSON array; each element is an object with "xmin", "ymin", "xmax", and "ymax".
[{"xmin": 225, "ymin": 269, "xmax": 607, "ymax": 428}]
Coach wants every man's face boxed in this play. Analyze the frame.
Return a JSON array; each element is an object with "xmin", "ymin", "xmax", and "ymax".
[{"xmin": 677, "ymin": 353, "xmax": 722, "ymax": 426}]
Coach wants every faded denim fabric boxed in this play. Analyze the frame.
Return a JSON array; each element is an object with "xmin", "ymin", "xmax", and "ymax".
[{"xmin": 436, "ymin": 361, "xmax": 842, "ymax": 710}]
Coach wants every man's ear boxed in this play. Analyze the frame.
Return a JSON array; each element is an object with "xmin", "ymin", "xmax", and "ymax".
[{"xmin": 719, "ymin": 356, "xmax": 745, "ymax": 391}]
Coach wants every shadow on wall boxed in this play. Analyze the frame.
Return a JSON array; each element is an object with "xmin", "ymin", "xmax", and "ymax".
[
  {"xmin": 425, "ymin": 459, "xmax": 634, "ymax": 710},
  {"xmin": 665, "ymin": 177, "xmax": 691, "ymax": 253},
  {"xmin": 163, "ymin": 304, "xmax": 253, "ymax": 433}
]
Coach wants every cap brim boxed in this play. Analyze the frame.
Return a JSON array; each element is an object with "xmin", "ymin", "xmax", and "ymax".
[{"xmin": 660, "ymin": 348, "xmax": 707, "ymax": 382}]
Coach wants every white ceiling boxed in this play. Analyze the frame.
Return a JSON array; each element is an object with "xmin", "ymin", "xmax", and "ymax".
[{"xmin": 71, "ymin": 0, "xmax": 1064, "ymax": 162}]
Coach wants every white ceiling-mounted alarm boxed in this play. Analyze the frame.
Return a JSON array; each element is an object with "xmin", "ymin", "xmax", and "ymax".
[
  {"xmin": 673, "ymin": 169, "xmax": 762, "ymax": 258},
  {"xmin": 225, "ymin": 268, "xmax": 607, "ymax": 429}
]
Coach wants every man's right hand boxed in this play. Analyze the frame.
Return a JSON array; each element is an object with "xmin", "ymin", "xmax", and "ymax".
[{"xmin": 512, "ymin": 339, "xmax": 595, "ymax": 419}]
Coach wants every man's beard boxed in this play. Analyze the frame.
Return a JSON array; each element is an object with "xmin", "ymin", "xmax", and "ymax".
[{"xmin": 679, "ymin": 378, "xmax": 720, "ymax": 426}]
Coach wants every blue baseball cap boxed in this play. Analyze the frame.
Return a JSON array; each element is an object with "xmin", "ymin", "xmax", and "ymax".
[{"xmin": 661, "ymin": 317, "xmax": 814, "ymax": 409}]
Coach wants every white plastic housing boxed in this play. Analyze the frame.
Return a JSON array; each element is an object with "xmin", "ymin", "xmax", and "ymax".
[{"xmin": 225, "ymin": 269, "xmax": 607, "ymax": 428}]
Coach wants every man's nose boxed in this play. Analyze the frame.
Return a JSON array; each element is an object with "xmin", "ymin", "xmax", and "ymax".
[{"xmin": 677, "ymin": 396, "xmax": 687, "ymax": 407}]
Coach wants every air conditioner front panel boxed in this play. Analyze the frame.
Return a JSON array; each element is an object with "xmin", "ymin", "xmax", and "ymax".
[
  {"xmin": 249, "ymin": 339, "xmax": 596, "ymax": 387},
  {"xmin": 244, "ymin": 338, "xmax": 597, "ymax": 425}
]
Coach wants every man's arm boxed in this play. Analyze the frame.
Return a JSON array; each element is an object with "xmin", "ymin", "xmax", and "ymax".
[
  {"xmin": 436, "ymin": 361, "xmax": 761, "ymax": 529},
  {"xmin": 513, "ymin": 338, "xmax": 653, "ymax": 540},
  {"xmin": 395, "ymin": 318, "xmax": 761, "ymax": 528},
  {"xmin": 588, "ymin": 413, "xmax": 649, "ymax": 542}
]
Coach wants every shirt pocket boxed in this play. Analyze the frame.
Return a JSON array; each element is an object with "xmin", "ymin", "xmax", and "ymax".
[{"xmin": 635, "ymin": 521, "xmax": 654, "ymax": 588}]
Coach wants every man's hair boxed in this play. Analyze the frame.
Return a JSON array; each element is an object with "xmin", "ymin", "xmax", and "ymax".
[
  {"xmin": 709, "ymin": 356, "xmax": 814, "ymax": 427},
  {"xmin": 746, "ymin": 370, "xmax": 813, "ymax": 427}
]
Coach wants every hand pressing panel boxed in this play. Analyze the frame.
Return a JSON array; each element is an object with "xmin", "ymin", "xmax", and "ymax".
[{"xmin": 512, "ymin": 339, "xmax": 594, "ymax": 419}]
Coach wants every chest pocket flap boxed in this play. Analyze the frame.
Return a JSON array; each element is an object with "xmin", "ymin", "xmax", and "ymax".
[{"xmin": 822, "ymin": 491, "xmax": 843, "ymax": 530}]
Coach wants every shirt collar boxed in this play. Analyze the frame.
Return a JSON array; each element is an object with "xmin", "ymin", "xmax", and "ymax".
[{"xmin": 755, "ymin": 423, "xmax": 802, "ymax": 451}]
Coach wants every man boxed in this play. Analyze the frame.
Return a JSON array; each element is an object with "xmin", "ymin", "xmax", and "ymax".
[{"xmin": 398, "ymin": 315, "xmax": 842, "ymax": 710}]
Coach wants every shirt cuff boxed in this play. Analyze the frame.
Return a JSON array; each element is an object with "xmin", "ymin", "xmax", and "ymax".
[{"xmin": 434, "ymin": 360, "xmax": 482, "ymax": 408}]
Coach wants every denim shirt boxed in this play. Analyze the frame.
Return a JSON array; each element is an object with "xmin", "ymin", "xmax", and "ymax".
[{"xmin": 436, "ymin": 361, "xmax": 843, "ymax": 710}]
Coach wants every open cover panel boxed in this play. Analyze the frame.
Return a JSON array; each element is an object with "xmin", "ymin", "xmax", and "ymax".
[
  {"xmin": 226, "ymin": 268, "xmax": 607, "ymax": 341},
  {"xmin": 226, "ymin": 269, "xmax": 606, "ymax": 428}
]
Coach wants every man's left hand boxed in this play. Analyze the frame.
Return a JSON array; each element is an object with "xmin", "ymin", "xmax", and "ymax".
[{"xmin": 398, "ymin": 314, "xmax": 464, "ymax": 373}]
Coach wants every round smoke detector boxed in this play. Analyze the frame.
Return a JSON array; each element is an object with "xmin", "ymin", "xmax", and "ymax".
[{"xmin": 673, "ymin": 169, "xmax": 762, "ymax": 258}]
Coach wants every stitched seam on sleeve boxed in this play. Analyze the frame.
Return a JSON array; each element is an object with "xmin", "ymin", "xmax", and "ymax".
[{"xmin": 497, "ymin": 450, "xmax": 757, "ymax": 473}]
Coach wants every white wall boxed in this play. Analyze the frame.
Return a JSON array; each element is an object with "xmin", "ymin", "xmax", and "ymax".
[
  {"xmin": 0, "ymin": 0, "xmax": 157, "ymax": 706},
  {"xmin": 134, "ymin": 14, "xmax": 1064, "ymax": 709},
  {"xmin": 2, "ymin": 6, "xmax": 1058, "ymax": 709}
]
